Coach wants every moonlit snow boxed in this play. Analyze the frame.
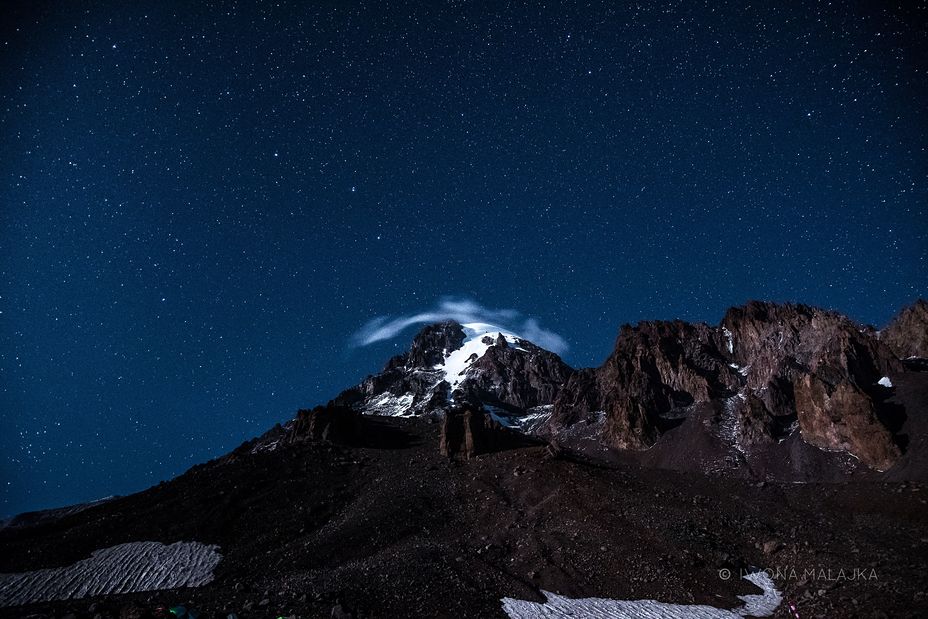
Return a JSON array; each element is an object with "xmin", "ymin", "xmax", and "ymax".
[
  {"xmin": 501, "ymin": 570, "xmax": 782, "ymax": 619},
  {"xmin": 435, "ymin": 322, "xmax": 524, "ymax": 391},
  {"xmin": 722, "ymin": 327, "xmax": 734, "ymax": 354},
  {"xmin": 0, "ymin": 541, "xmax": 222, "ymax": 607},
  {"xmin": 363, "ymin": 322, "xmax": 529, "ymax": 417}
]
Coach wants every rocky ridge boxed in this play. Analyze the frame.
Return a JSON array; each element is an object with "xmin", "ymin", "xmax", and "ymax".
[
  {"xmin": 881, "ymin": 298, "xmax": 928, "ymax": 360},
  {"xmin": 549, "ymin": 301, "xmax": 914, "ymax": 472},
  {"xmin": 323, "ymin": 300, "xmax": 926, "ymax": 477}
]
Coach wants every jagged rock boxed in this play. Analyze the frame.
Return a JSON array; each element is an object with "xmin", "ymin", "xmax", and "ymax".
[
  {"xmin": 722, "ymin": 301, "xmax": 901, "ymax": 396},
  {"xmin": 406, "ymin": 321, "xmax": 467, "ymax": 368},
  {"xmin": 553, "ymin": 319, "xmax": 738, "ymax": 450},
  {"xmin": 793, "ymin": 375, "xmax": 900, "ymax": 470},
  {"xmin": 440, "ymin": 406, "xmax": 510, "ymax": 459},
  {"xmin": 335, "ymin": 321, "xmax": 573, "ymax": 420},
  {"xmin": 459, "ymin": 337, "xmax": 574, "ymax": 411},
  {"xmin": 730, "ymin": 393, "xmax": 779, "ymax": 446},
  {"xmin": 288, "ymin": 405, "xmax": 360, "ymax": 444},
  {"xmin": 881, "ymin": 299, "xmax": 928, "ymax": 360},
  {"xmin": 550, "ymin": 301, "xmax": 906, "ymax": 470}
]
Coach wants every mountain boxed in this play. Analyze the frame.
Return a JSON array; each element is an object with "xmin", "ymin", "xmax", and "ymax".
[
  {"xmin": 320, "ymin": 301, "xmax": 926, "ymax": 480},
  {"xmin": 331, "ymin": 321, "xmax": 574, "ymax": 431},
  {"xmin": 1, "ymin": 300, "xmax": 927, "ymax": 618}
]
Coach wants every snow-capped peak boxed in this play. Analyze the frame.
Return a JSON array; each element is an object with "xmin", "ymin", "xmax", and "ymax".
[
  {"xmin": 435, "ymin": 323, "xmax": 524, "ymax": 391},
  {"xmin": 333, "ymin": 320, "xmax": 573, "ymax": 420}
]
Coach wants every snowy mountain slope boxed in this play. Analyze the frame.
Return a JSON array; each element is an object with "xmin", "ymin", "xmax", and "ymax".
[
  {"xmin": 436, "ymin": 322, "xmax": 525, "ymax": 392},
  {"xmin": 332, "ymin": 321, "xmax": 575, "ymax": 423}
]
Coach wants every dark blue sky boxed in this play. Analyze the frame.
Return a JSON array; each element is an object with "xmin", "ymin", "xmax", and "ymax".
[{"xmin": 1, "ymin": 1, "xmax": 925, "ymax": 516}]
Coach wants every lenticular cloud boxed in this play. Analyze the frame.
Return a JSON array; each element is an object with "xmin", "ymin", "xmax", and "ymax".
[{"xmin": 351, "ymin": 298, "xmax": 569, "ymax": 355}]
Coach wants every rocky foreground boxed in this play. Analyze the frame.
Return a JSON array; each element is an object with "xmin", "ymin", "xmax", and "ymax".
[{"xmin": 2, "ymin": 410, "xmax": 928, "ymax": 618}]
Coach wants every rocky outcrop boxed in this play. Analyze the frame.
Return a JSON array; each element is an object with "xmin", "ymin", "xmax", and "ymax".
[
  {"xmin": 404, "ymin": 321, "xmax": 467, "ymax": 369},
  {"xmin": 319, "ymin": 301, "xmax": 918, "ymax": 474},
  {"xmin": 793, "ymin": 375, "xmax": 899, "ymax": 471},
  {"xmin": 439, "ymin": 406, "xmax": 514, "ymax": 459},
  {"xmin": 721, "ymin": 301, "xmax": 900, "ymax": 398},
  {"xmin": 552, "ymin": 320, "xmax": 741, "ymax": 450},
  {"xmin": 288, "ymin": 405, "xmax": 360, "ymax": 444},
  {"xmin": 722, "ymin": 302, "xmax": 902, "ymax": 469},
  {"xmin": 457, "ymin": 338, "xmax": 574, "ymax": 411},
  {"xmin": 550, "ymin": 301, "xmax": 906, "ymax": 470},
  {"xmin": 881, "ymin": 299, "xmax": 928, "ymax": 360}
]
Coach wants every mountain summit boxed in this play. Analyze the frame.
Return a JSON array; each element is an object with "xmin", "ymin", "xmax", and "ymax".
[{"xmin": 333, "ymin": 320, "xmax": 574, "ymax": 429}]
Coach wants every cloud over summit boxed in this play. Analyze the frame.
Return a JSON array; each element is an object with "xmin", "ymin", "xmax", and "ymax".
[{"xmin": 351, "ymin": 298, "xmax": 569, "ymax": 354}]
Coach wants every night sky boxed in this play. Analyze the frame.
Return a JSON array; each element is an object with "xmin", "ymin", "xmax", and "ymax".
[{"xmin": 1, "ymin": 1, "xmax": 925, "ymax": 517}]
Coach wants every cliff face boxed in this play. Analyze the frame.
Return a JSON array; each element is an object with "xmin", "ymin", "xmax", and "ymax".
[
  {"xmin": 881, "ymin": 299, "xmax": 928, "ymax": 360},
  {"xmin": 550, "ymin": 301, "xmax": 906, "ymax": 470},
  {"xmin": 723, "ymin": 302, "xmax": 902, "ymax": 470},
  {"xmin": 552, "ymin": 321, "xmax": 731, "ymax": 449},
  {"xmin": 456, "ymin": 337, "xmax": 574, "ymax": 411}
]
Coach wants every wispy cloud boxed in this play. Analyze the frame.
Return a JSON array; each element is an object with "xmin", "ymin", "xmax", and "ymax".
[{"xmin": 351, "ymin": 297, "xmax": 569, "ymax": 354}]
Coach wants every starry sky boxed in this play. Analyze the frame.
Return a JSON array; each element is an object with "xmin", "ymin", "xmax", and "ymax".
[{"xmin": 1, "ymin": 1, "xmax": 925, "ymax": 516}]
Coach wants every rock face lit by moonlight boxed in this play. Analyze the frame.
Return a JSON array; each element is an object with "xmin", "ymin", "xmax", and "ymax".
[
  {"xmin": 549, "ymin": 301, "xmax": 908, "ymax": 472},
  {"xmin": 880, "ymin": 298, "xmax": 928, "ymax": 360}
]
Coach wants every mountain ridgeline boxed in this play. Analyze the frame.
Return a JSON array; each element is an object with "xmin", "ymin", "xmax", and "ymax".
[
  {"xmin": 3, "ymin": 300, "xmax": 927, "ymax": 618},
  {"xmin": 291, "ymin": 300, "xmax": 928, "ymax": 480}
]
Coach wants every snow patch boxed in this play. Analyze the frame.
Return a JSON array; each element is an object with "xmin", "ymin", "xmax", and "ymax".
[
  {"xmin": 251, "ymin": 438, "xmax": 281, "ymax": 454},
  {"xmin": 0, "ymin": 541, "xmax": 222, "ymax": 607},
  {"xmin": 487, "ymin": 405, "xmax": 553, "ymax": 435},
  {"xmin": 878, "ymin": 376, "xmax": 893, "ymax": 388},
  {"xmin": 436, "ymin": 323, "xmax": 524, "ymax": 394},
  {"xmin": 729, "ymin": 363, "xmax": 749, "ymax": 377},
  {"xmin": 501, "ymin": 570, "xmax": 781, "ymax": 618},
  {"xmin": 719, "ymin": 394, "xmax": 747, "ymax": 457},
  {"xmin": 722, "ymin": 327, "xmax": 734, "ymax": 354},
  {"xmin": 366, "ymin": 391, "xmax": 417, "ymax": 416}
]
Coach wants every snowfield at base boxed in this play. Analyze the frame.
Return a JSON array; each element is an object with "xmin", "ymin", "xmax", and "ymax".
[
  {"xmin": 435, "ymin": 322, "xmax": 524, "ymax": 391},
  {"xmin": 501, "ymin": 570, "xmax": 781, "ymax": 618},
  {"xmin": 0, "ymin": 541, "xmax": 222, "ymax": 607},
  {"xmin": 878, "ymin": 376, "xmax": 893, "ymax": 388}
]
